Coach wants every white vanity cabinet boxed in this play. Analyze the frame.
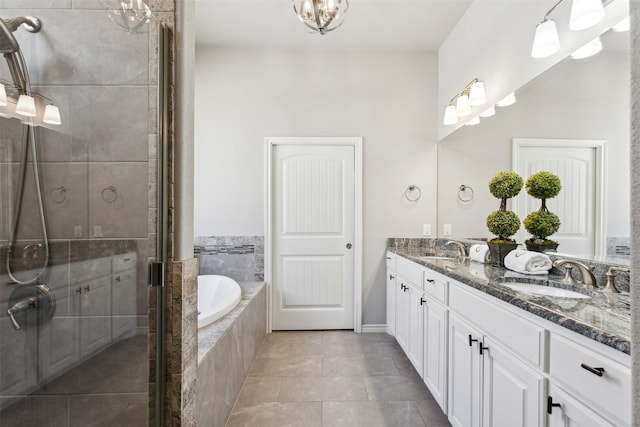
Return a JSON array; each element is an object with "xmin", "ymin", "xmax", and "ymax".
[
  {"xmin": 111, "ymin": 253, "xmax": 138, "ymax": 339},
  {"xmin": 386, "ymin": 252, "xmax": 630, "ymax": 427},
  {"xmin": 448, "ymin": 282, "xmax": 546, "ymax": 427},
  {"xmin": 386, "ymin": 252, "xmax": 396, "ymax": 336}
]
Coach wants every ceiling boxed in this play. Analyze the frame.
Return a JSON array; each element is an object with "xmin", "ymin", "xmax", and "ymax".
[{"xmin": 195, "ymin": 0, "xmax": 473, "ymax": 51}]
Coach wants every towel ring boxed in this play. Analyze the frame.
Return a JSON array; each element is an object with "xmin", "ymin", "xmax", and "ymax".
[
  {"xmin": 405, "ymin": 185, "xmax": 421, "ymax": 202},
  {"xmin": 102, "ymin": 186, "xmax": 118, "ymax": 203},
  {"xmin": 50, "ymin": 186, "xmax": 66, "ymax": 204},
  {"xmin": 457, "ymin": 185, "xmax": 474, "ymax": 202}
]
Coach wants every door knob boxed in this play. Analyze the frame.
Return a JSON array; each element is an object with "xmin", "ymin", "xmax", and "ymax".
[{"xmin": 346, "ymin": 243, "xmax": 352, "ymax": 249}]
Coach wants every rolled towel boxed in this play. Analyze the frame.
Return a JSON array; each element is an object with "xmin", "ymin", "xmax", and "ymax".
[
  {"xmin": 469, "ymin": 244, "xmax": 491, "ymax": 263},
  {"xmin": 504, "ymin": 249, "xmax": 552, "ymax": 275}
]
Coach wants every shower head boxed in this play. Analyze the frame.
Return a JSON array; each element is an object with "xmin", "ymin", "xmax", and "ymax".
[
  {"xmin": 0, "ymin": 16, "xmax": 41, "ymax": 53},
  {"xmin": 0, "ymin": 19, "xmax": 19, "ymax": 54}
]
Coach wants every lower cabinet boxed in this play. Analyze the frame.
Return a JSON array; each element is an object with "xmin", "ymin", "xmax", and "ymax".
[
  {"xmin": 407, "ymin": 284, "xmax": 424, "ymax": 374},
  {"xmin": 547, "ymin": 384, "xmax": 616, "ymax": 427},
  {"xmin": 423, "ymin": 297, "xmax": 447, "ymax": 412},
  {"xmin": 448, "ymin": 313, "xmax": 544, "ymax": 427},
  {"xmin": 386, "ymin": 266, "xmax": 396, "ymax": 336},
  {"xmin": 394, "ymin": 275, "xmax": 410, "ymax": 353}
]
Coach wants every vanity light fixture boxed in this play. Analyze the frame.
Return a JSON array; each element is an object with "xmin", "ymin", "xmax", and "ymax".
[
  {"xmin": 292, "ymin": 0, "xmax": 349, "ymax": 35},
  {"xmin": 442, "ymin": 78, "xmax": 487, "ymax": 125},
  {"xmin": 531, "ymin": 0, "xmax": 605, "ymax": 59},
  {"xmin": 570, "ymin": 36, "xmax": 603, "ymax": 59},
  {"xmin": 0, "ymin": 81, "xmax": 62, "ymax": 126},
  {"xmin": 479, "ymin": 105, "xmax": 496, "ymax": 118},
  {"xmin": 569, "ymin": 0, "xmax": 604, "ymax": 31},
  {"xmin": 496, "ymin": 92, "xmax": 516, "ymax": 107}
]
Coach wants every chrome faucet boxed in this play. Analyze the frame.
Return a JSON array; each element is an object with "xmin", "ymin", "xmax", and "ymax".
[
  {"xmin": 552, "ymin": 259, "xmax": 597, "ymax": 289},
  {"xmin": 7, "ymin": 296, "xmax": 38, "ymax": 330},
  {"xmin": 446, "ymin": 241, "xmax": 467, "ymax": 258},
  {"xmin": 603, "ymin": 266, "xmax": 630, "ymax": 293}
]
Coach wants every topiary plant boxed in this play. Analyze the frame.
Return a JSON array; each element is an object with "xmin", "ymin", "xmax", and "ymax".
[
  {"xmin": 524, "ymin": 171, "xmax": 562, "ymax": 249},
  {"xmin": 486, "ymin": 171, "xmax": 523, "ymax": 241}
]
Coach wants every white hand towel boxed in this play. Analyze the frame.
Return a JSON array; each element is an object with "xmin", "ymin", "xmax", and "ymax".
[
  {"xmin": 469, "ymin": 244, "xmax": 491, "ymax": 263},
  {"xmin": 504, "ymin": 249, "xmax": 552, "ymax": 275}
]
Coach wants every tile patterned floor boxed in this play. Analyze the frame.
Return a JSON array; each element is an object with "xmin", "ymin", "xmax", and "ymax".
[{"xmin": 225, "ymin": 331, "xmax": 451, "ymax": 427}]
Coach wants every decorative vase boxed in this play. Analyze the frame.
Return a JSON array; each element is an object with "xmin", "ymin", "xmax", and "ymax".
[
  {"xmin": 525, "ymin": 240, "xmax": 559, "ymax": 253},
  {"xmin": 487, "ymin": 241, "xmax": 518, "ymax": 267}
]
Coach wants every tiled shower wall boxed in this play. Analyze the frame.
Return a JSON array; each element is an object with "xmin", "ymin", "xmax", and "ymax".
[{"xmin": 195, "ymin": 236, "xmax": 265, "ymax": 282}]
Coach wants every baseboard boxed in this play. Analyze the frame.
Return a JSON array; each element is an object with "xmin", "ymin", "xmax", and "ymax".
[{"xmin": 361, "ymin": 324, "xmax": 387, "ymax": 333}]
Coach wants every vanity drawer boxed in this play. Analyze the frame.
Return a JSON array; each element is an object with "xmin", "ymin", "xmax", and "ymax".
[
  {"xmin": 549, "ymin": 334, "xmax": 630, "ymax": 424},
  {"xmin": 449, "ymin": 283, "xmax": 545, "ymax": 369},
  {"xmin": 397, "ymin": 257, "xmax": 423, "ymax": 288},
  {"xmin": 386, "ymin": 252, "xmax": 397, "ymax": 271},
  {"xmin": 423, "ymin": 270, "xmax": 447, "ymax": 304}
]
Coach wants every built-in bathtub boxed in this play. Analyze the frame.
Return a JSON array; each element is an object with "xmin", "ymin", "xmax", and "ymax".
[
  {"xmin": 196, "ymin": 281, "xmax": 266, "ymax": 427},
  {"xmin": 197, "ymin": 275, "xmax": 242, "ymax": 328}
]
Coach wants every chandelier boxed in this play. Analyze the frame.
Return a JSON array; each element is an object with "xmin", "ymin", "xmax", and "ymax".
[
  {"xmin": 292, "ymin": 0, "xmax": 349, "ymax": 35},
  {"xmin": 100, "ymin": 0, "xmax": 152, "ymax": 33}
]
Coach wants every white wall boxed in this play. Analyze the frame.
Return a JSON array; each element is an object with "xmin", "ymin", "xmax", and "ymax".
[
  {"xmin": 194, "ymin": 48, "xmax": 438, "ymax": 325},
  {"xmin": 437, "ymin": 48, "xmax": 630, "ymax": 243},
  {"xmin": 438, "ymin": 0, "xmax": 628, "ymax": 140}
]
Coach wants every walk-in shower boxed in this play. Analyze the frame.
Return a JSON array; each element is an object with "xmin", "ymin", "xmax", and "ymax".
[{"xmin": 0, "ymin": 6, "xmax": 159, "ymax": 425}]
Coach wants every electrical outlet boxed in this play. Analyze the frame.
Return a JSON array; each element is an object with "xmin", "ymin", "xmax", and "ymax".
[
  {"xmin": 423, "ymin": 224, "xmax": 431, "ymax": 236},
  {"xmin": 443, "ymin": 224, "xmax": 452, "ymax": 236},
  {"xmin": 74, "ymin": 226, "xmax": 82, "ymax": 237},
  {"xmin": 93, "ymin": 225, "xmax": 103, "ymax": 237}
]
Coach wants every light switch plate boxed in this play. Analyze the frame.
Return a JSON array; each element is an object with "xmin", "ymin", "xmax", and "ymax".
[
  {"xmin": 443, "ymin": 224, "xmax": 452, "ymax": 236},
  {"xmin": 423, "ymin": 224, "xmax": 431, "ymax": 236}
]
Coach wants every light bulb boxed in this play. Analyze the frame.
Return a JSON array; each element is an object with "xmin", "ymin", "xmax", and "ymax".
[
  {"xmin": 570, "ymin": 36, "xmax": 602, "ymax": 59},
  {"xmin": 496, "ymin": 92, "xmax": 516, "ymax": 107},
  {"xmin": 569, "ymin": 0, "xmax": 604, "ymax": 31},
  {"xmin": 479, "ymin": 105, "xmax": 495, "ymax": 118},
  {"xmin": 443, "ymin": 105, "xmax": 458, "ymax": 125},
  {"xmin": 15, "ymin": 95, "xmax": 36, "ymax": 117},
  {"xmin": 456, "ymin": 95, "xmax": 471, "ymax": 117},
  {"xmin": 465, "ymin": 116, "xmax": 481, "ymax": 126},
  {"xmin": 43, "ymin": 104, "xmax": 62, "ymax": 125},
  {"xmin": 531, "ymin": 19, "xmax": 560, "ymax": 59},
  {"xmin": 468, "ymin": 81, "xmax": 486, "ymax": 106},
  {"xmin": 612, "ymin": 16, "xmax": 630, "ymax": 32},
  {"xmin": 0, "ymin": 83, "xmax": 7, "ymax": 107}
]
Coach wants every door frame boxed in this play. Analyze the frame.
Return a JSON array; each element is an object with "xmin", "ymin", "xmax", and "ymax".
[
  {"xmin": 265, "ymin": 137, "xmax": 363, "ymax": 333},
  {"xmin": 512, "ymin": 138, "xmax": 607, "ymax": 257}
]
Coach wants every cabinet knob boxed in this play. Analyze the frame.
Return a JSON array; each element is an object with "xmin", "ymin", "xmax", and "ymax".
[
  {"xmin": 389, "ymin": 274, "xmax": 395, "ymax": 280},
  {"xmin": 580, "ymin": 363, "xmax": 605, "ymax": 377},
  {"xmin": 84, "ymin": 285, "xmax": 90, "ymax": 292},
  {"xmin": 115, "ymin": 276, "xmax": 121, "ymax": 282},
  {"xmin": 76, "ymin": 287, "xmax": 82, "ymax": 295},
  {"xmin": 547, "ymin": 396, "xmax": 562, "ymax": 414},
  {"xmin": 420, "ymin": 297, "xmax": 426, "ymax": 306},
  {"xmin": 426, "ymin": 279, "xmax": 435, "ymax": 284}
]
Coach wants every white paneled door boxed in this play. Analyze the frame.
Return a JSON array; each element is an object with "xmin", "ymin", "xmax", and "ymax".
[
  {"xmin": 513, "ymin": 139, "xmax": 605, "ymax": 257},
  {"xmin": 270, "ymin": 139, "xmax": 359, "ymax": 330}
]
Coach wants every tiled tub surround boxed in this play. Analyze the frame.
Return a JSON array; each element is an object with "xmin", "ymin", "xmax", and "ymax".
[
  {"xmin": 197, "ymin": 282, "xmax": 267, "ymax": 427},
  {"xmin": 388, "ymin": 238, "xmax": 631, "ymax": 354},
  {"xmin": 195, "ymin": 236, "xmax": 264, "ymax": 282}
]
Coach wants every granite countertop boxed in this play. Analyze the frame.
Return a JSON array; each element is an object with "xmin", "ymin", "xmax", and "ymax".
[{"xmin": 389, "ymin": 248, "xmax": 631, "ymax": 355}]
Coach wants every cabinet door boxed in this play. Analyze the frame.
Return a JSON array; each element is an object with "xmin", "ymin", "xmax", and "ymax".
[
  {"xmin": 481, "ymin": 337, "xmax": 544, "ymax": 427},
  {"xmin": 547, "ymin": 384, "xmax": 615, "ymax": 427},
  {"xmin": 448, "ymin": 313, "xmax": 482, "ymax": 427},
  {"xmin": 407, "ymin": 285, "xmax": 424, "ymax": 376},
  {"xmin": 386, "ymin": 268, "xmax": 396, "ymax": 336},
  {"xmin": 395, "ymin": 276, "xmax": 410, "ymax": 353},
  {"xmin": 80, "ymin": 276, "xmax": 112, "ymax": 357},
  {"xmin": 424, "ymin": 299, "xmax": 448, "ymax": 412},
  {"xmin": 112, "ymin": 269, "xmax": 137, "ymax": 339}
]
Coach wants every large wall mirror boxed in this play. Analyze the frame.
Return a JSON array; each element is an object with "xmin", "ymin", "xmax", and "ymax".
[{"xmin": 437, "ymin": 28, "xmax": 629, "ymax": 265}]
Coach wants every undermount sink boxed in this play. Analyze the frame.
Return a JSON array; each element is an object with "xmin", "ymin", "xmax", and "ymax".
[
  {"xmin": 421, "ymin": 256, "xmax": 455, "ymax": 260},
  {"xmin": 500, "ymin": 282, "xmax": 592, "ymax": 299}
]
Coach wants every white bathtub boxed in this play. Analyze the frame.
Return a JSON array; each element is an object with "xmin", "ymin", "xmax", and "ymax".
[{"xmin": 197, "ymin": 275, "xmax": 242, "ymax": 328}]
